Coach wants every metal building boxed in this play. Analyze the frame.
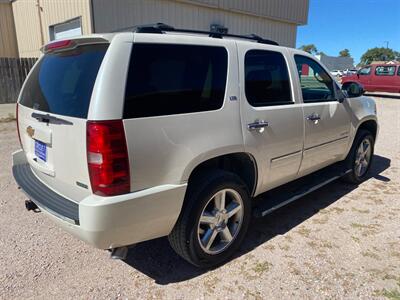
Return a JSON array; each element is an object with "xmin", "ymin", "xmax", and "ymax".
[
  {"xmin": 11, "ymin": 0, "xmax": 309, "ymax": 58},
  {"xmin": 0, "ymin": 0, "xmax": 18, "ymax": 57},
  {"xmin": 315, "ymin": 54, "xmax": 355, "ymax": 71}
]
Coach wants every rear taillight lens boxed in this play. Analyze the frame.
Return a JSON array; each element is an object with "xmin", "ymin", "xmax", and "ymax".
[
  {"xmin": 87, "ymin": 120, "xmax": 130, "ymax": 196},
  {"xmin": 16, "ymin": 103, "xmax": 23, "ymax": 149},
  {"xmin": 43, "ymin": 39, "xmax": 76, "ymax": 53}
]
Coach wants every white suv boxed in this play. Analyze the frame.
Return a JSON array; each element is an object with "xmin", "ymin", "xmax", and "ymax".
[{"xmin": 12, "ymin": 24, "xmax": 378, "ymax": 268}]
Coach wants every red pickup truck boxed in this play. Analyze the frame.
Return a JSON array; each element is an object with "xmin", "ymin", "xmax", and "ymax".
[{"xmin": 341, "ymin": 63, "xmax": 400, "ymax": 93}]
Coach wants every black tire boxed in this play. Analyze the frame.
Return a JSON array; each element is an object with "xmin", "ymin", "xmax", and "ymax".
[
  {"xmin": 168, "ymin": 170, "xmax": 251, "ymax": 268},
  {"xmin": 342, "ymin": 129, "xmax": 374, "ymax": 184}
]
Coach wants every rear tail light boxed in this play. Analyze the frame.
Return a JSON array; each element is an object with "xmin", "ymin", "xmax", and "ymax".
[
  {"xmin": 16, "ymin": 103, "xmax": 23, "ymax": 149},
  {"xmin": 87, "ymin": 120, "xmax": 130, "ymax": 196}
]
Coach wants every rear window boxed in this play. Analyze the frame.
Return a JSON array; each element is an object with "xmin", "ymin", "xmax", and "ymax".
[
  {"xmin": 20, "ymin": 44, "xmax": 108, "ymax": 119},
  {"xmin": 124, "ymin": 44, "xmax": 228, "ymax": 119}
]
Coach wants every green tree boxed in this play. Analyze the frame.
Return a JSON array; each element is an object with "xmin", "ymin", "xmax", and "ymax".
[
  {"xmin": 360, "ymin": 47, "xmax": 400, "ymax": 65},
  {"xmin": 299, "ymin": 44, "xmax": 318, "ymax": 55},
  {"xmin": 318, "ymin": 51, "xmax": 327, "ymax": 56},
  {"xmin": 339, "ymin": 49, "xmax": 350, "ymax": 57}
]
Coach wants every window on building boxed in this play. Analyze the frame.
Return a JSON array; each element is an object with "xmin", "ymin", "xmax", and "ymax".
[
  {"xmin": 294, "ymin": 55, "xmax": 335, "ymax": 103},
  {"xmin": 123, "ymin": 44, "xmax": 228, "ymax": 119},
  {"xmin": 244, "ymin": 50, "xmax": 292, "ymax": 106},
  {"xmin": 375, "ymin": 66, "xmax": 396, "ymax": 76},
  {"xmin": 49, "ymin": 17, "xmax": 82, "ymax": 41}
]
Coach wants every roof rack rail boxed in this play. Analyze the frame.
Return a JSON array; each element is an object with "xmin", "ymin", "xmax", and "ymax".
[{"xmin": 131, "ymin": 23, "xmax": 279, "ymax": 46}]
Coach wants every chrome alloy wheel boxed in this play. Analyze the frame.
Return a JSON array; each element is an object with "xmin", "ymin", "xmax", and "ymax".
[
  {"xmin": 197, "ymin": 188, "xmax": 244, "ymax": 255},
  {"xmin": 355, "ymin": 138, "xmax": 372, "ymax": 177}
]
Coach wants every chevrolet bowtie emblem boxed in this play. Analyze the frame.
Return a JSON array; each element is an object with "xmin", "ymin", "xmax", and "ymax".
[{"xmin": 26, "ymin": 126, "xmax": 35, "ymax": 138}]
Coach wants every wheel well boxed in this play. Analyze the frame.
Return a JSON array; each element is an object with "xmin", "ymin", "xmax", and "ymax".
[
  {"xmin": 187, "ymin": 153, "xmax": 257, "ymax": 196},
  {"xmin": 358, "ymin": 120, "xmax": 377, "ymax": 139}
]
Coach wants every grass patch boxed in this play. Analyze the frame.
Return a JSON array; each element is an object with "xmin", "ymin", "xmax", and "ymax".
[
  {"xmin": 383, "ymin": 274, "xmax": 398, "ymax": 281},
  {"xmin": 279, "ymin": 244, "xmax": 290, "ymax": 251},
  {"xmin": 307, "ymin": 240, "xmax": 318, "ymax": 249},
  {"xmin": 253, "ymin": 261, "xmax": 272, "ymax": 274},
  {"xmin": 351, "ymin": 207, "xmax": 370, "ymax": 214},
  {"xmin": 312, "ymin": 216, "xmax": 329, "ymax": 224},
  {"xmin": 361, "ymin": 250, "xmax": 380, "ymax": 260},
  {"xmin": 391, "ymin": 251, "xmax": 400, "ymax": 259},
  {"xmin": 321, "ymin": 241, "xmax": 335, "ymax": 249},
  {"xmin": 350, "ymin": 223, "xmax": 367, "ymax": 229},
  {"xmin": 350, "ymin": 223, "xmax": 381, "ymax": 236},
  {"xmin": 382, "ymin": 289, "xmax": 400, "ymax": 300},
  {"xmin": 284, "ymin": 235, "xmax": 293, "ymax": 243},
  {"xmin": 263, "ymin": 244, "xmax": 275, "ymax": 251},
  {"xmin": 296, "ymin": 226, "xmax": 311, "ymax": 238},
  {"xmin": 331, "ymin": 207, "xmax": 345, "ymax": 214}
]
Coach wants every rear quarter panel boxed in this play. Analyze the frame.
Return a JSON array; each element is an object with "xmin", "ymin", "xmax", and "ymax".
[{"xmin": 88, "ymin": 33, "xmax": 133, "ymax": 120}]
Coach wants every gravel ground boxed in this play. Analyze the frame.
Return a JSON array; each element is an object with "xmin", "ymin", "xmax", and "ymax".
[
  {"xmin": 0, "ymin": 104, "xmax": 16, "ymax": 122},
  {"xmin": 0, "ymin": 97, "xmax": 399, "ymax": 299}
]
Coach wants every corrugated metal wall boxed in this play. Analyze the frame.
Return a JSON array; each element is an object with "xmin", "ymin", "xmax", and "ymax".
[
  {"xmin": 177, "ymin": 0, "xmax": 309, "ymax": 25},
  {"xmin": 0, "ymin": 3, "xmax": 19, "ymax": 58},
  {"xmin": 92, "ymin": 0, "xmax": 300, "ymax": 47},
  {"xmin": 10, "ymin": 0, "xmax": 308, "ymax": 57},
  {"xmin": 12, "ymin": 0, "xmax": 92, "ymax": 57}
]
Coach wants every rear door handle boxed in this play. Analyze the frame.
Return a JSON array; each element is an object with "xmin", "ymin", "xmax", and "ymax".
[
  {"xmin": 306, "ymin": 114, "xmax": 321, "ymax": 121},
  {"xmin": 247, "ymin": 120, "xmax": 269, "ymax": 131}
]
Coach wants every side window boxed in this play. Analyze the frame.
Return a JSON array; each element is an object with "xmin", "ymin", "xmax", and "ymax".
[
  {"xmin": 245, "ymin": 50, "xmax": 292, "ymax": 106},
  {"xmin": 124, "ymin": 44, "xmax": 227, "ymax": 118},
  {"xmin": 398, "ymin": 66, "xmax": 400, "ymax": 76},
  {"xmin": 359, "ymin": 66, "xmax": 371, "ymax": 75},
  {"xmin": 294, "ymin": 55, "xmax": 335, "ymax": 103},
  {"xmin": 375, "ymin": 66, "xmax": 396, "ymax": 76}
]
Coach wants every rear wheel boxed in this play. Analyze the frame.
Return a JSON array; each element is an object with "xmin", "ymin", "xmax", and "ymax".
[
  {"xmin": 342, "ymin": 130, "xmax": 374, "ymax": 183},
  {"xmin": 168, "ymin": 170, "xmax": 251, "ymax": 268}
]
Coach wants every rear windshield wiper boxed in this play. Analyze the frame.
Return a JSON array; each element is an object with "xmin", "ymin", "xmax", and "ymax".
[{"xmin": 31, "ymin": 112, "xmax": 73, "ymax": 125}]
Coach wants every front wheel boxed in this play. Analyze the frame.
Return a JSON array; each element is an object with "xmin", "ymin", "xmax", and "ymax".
[
  {"xmin": 168, "ymin": 171, "xmax": 251, "ymax": 268},
  {"xmin": 342, "ymin": 130, "xmax": 374, "ymax": 183}
]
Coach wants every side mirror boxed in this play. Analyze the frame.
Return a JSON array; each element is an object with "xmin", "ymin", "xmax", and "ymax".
[
  {"xmin": 342, "ymin": 82, "xmax": 365, "ymax": 98},
  {"xmin": 336, "ymin": 89, "xmax": 346, "ymax": 103}
]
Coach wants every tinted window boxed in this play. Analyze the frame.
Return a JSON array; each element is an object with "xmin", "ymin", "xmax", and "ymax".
[
  {"xmin": 359, "ymin": 67, "xmax": 371, "ymax": 75},
  {"xmin": 124, "ymin": 44, "xmax": 227, "ymax": 118},
  {"xmin": 294, "ymin": 55, "xmax": 335, "ymax": 103},
  {"xmin": 375, "ymin": 66, "xmax": 395, "ymax": 76},
  {"xmin": 398, "ymin": 67, "xmax": 400, "ymax": 76},
  {"xmin": 245, "ymin": 50, "xmax": 292, "ymax": 106},
  {"xmin": 20, "ymin": 44, "xmax": 108, "ymax": 118}
]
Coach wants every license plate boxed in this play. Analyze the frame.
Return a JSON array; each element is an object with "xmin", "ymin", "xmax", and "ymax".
[{"xmin": 35, "ymin": 140, "xmax": 47, "ymax": 162}]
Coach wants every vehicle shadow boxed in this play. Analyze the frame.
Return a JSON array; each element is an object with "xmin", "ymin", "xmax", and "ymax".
[{"xmin": 123, "ymin": 154, "xmax": 391, "ymax": 284}]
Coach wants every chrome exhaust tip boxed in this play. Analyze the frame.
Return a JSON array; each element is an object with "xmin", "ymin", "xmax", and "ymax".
[{"xmin": 110, "ymin": 246, "xmax": 129, "ymax": 260}]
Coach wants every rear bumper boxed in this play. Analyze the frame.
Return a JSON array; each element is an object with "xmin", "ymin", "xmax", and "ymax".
[
  {"xmin": 12, "ymin": 150, "xmax": 187, "ymax": 249},
  {"xmin": 13, "ymin": 163, "xmax": 80, "ymax": 224}
]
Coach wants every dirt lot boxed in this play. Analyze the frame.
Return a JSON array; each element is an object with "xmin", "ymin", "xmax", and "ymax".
[{"xmin": 0, "ymin": 97, "xmax": 399, "ymax": 299}]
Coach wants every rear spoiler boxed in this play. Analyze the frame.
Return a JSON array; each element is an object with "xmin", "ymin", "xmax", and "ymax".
[{"xmin": 41, "ymin": 37, "xmax": 109, "ymax": 54}]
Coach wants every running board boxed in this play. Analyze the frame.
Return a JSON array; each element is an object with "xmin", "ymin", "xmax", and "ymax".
[{"xmin": 253, "ymin": 163, "xmax": 351, "ymax": 218}]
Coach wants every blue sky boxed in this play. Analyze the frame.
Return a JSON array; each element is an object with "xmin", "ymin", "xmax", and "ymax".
[{"xmin": 297, "ymin": 0, "xmax": 400, "ymax": 64}]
